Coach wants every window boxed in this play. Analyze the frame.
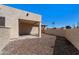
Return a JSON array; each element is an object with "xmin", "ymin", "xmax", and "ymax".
[{"xmin": 0, "ymin": 16, "xmax": 5, "ymax": 26}]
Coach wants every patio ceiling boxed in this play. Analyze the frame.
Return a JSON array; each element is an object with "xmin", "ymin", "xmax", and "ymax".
[{"xmin": 19, "ymin": 19, "xmax": 39, "ymax": 26}]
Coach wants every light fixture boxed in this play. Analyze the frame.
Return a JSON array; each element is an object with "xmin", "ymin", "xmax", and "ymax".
[{"xmin": 26, "ymin": 13, "xmax": 29, "ymax": 16}]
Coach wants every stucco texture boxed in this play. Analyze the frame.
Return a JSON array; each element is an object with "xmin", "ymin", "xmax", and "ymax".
[
  {"xmin": 45, "ymin": 28, "xmax": 79, "ymax": 50},
  {"xmin": 0, "ymin": 5, "xmax": 41, "ymax": 38},
  {"xmin": 0, "ymin": 27, "xmax": 10, "ymax": 53}
]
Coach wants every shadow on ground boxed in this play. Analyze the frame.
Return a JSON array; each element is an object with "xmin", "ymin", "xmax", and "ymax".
[{"xmin": 53, "ymin": 36, "xmax": 79, "ymax": 55}]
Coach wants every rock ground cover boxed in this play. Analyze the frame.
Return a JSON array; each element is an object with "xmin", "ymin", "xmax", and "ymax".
[{"xmin": 1, "ymin": 34, "xmax": 56, "ymax": 55}]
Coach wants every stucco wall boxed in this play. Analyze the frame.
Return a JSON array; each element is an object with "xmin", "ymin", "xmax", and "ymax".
[
  {"xmin": 45, "ymin": 28, "xmax": 79, "ymax": 50},
  {"xmin": 0, "ymin": 5, "xmax": 41, "ymax": 22},
  {"xmin": 0, "ymin": 27, "xmax": 10, "ymax": 52},
  {"xmin": 5, "ymin": 16, "xmax": 19, "ymax": 38},
  {"xmin": 31, "ymin": 26, "xmax": 38, "ymax": 35},
  {"xmin": 0, "ymin": 5, "xmax": 41, "ymax": 38},
  {"xmin": 65, "ymin": 29, "xmax": 79, "ymax": 50},
  {"xmin": 45, "ymin": 28, "xmax": 65, "ymax": 37},
  {"xmin": 19, "ymin": 22, "xmax": 38, "ymax": 35},
  {"xmin": 0, "ymin": 5, "xmax": 19, "ymax": 38}
]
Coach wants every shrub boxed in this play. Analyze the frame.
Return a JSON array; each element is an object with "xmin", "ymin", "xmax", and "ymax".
[{"xmin": 65, "ymin": 26, "xmax": 71, "ymax": 29}]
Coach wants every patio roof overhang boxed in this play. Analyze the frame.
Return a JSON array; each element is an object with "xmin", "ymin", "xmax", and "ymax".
[{"xmin": 19, "ymin": 19, "xmax": 39, "ymax": 26}]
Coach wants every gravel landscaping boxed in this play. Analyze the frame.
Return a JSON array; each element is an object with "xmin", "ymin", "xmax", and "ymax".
[
  {"xmin": 1, "ymin": 33, "xmax": 78, "ymax": 55},
  {"xmin": 1, "ymin": 34, "xmax": 56, "ymax": 55}
]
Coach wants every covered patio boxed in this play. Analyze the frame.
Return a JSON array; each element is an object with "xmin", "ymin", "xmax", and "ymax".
[{"xmin": 19, "ymin": 19, "xmax": 41, "ymax": 38}]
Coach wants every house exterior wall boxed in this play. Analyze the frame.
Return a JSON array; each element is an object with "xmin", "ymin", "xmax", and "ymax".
[
  {"xmin": 0, "ymin": 27, "xmax": 10, "ymax": 52},
  {"xmin": 0, "ymin": 5, "xmax": 41, "ymax": 22},
  {"xmin": 0, "ymin": 5, "xmax": 41, "ymax": 38},
  {"xmin": 19, "ymin": 22, "xmax": 31, "ymax": 35},
  {"xmin": 30, "ymin": 26, "xmax": 38, "ymax": 35},
  {"xmin": 19, "ymin": 22, "xmax": 38, "ymax": 35},
  {"xmin": 5, "ymin": 16, "xmax": 19, "ymax": 38}
]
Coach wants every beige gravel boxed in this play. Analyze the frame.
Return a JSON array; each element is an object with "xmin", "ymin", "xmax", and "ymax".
[{"xmin": 1, "ymin": 34, "xmax": 56, "ymax": 55}]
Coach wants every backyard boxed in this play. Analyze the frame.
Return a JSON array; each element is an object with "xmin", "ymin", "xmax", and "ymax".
[{"xmin": 1, "ymin": 34, "xmax": 56, "ymax": 55}]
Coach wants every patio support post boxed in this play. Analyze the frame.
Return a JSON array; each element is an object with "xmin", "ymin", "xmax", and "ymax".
[{"xmin": 38, "ymin": 22, "xmax": 41, "ymax": 38}]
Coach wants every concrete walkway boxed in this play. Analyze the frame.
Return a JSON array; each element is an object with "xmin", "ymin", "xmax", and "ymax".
[{"xmin": 1, "ymin": 34, "xmax": 56, "ymax": 55}]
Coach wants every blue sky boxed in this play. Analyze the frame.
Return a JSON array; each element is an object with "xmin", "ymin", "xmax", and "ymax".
[{"xmin": 5, "ymin": 4, "xmax": 79, "ymax": 28}]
